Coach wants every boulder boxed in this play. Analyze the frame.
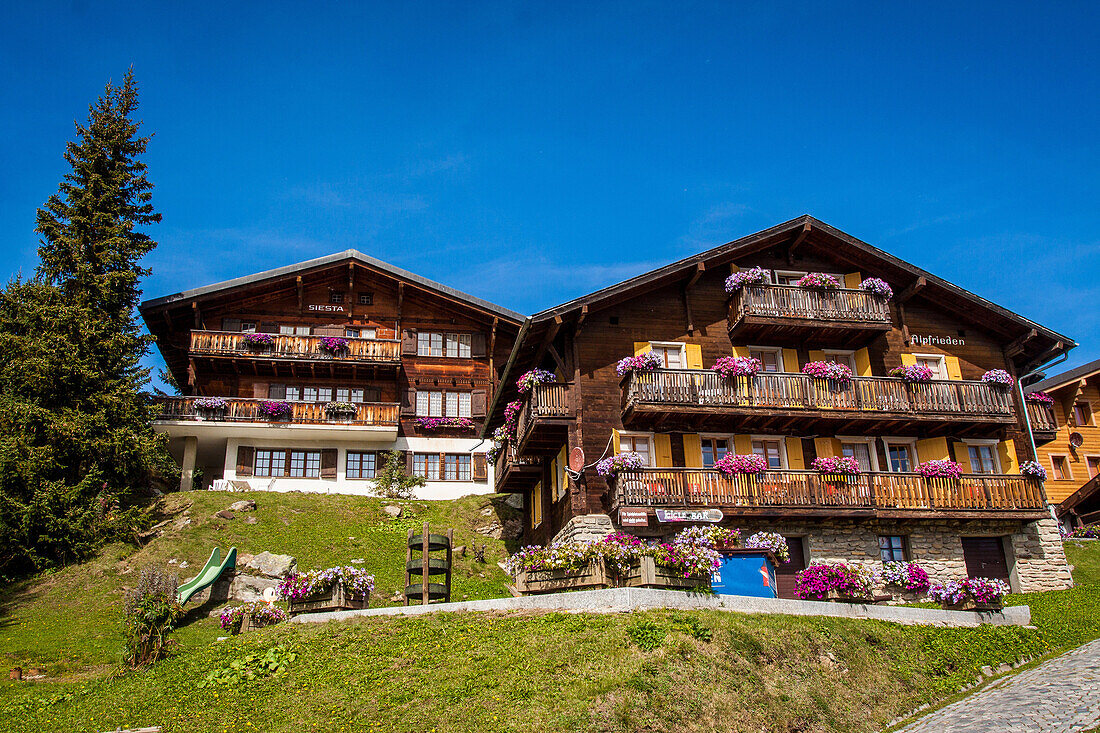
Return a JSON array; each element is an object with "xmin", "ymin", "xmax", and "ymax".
[
  {"xmin": 245, "ymin": 551, "xmax": 297, "ymax": 578},
  {"xmin": 243, "ymin": 516, "xmax": 258, "ymax": 525},
  {"xmin": 229, "ymin": 500, "xmax": 257, "ymax": 512},
  {"xmin": 476, "ymin": 522, "xmax": 503, "ymax": 540},
  {"xmin": 454, "ymin": 545, "xmax": 467, "ymax": 557},
  {"xmin": 480, "ymin": 506, "xmax": 494, "ymax": 516},
  {"xmin": 214, "ymin": 510, "xmax": 235, "ymax": 520},
  {"xmin": 382, "ymin": 505, "xmax": 402, "ymax": 518},
  {"xmin": 226, "ymin": 573, "xmax": 281, "ymax": 604},
  {"xmin": 504, "ymin": 493, "xmax": 525, "ymax": 510}
]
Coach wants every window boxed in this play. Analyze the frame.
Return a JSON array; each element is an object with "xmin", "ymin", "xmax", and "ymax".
[
  {"xmin": 252, "ymin": 449, "xmax": 319, "ymax": 479},
  {"xmin": 967, "ymin": 444, "xmax": 999, "ymax": 474},
  {"xmin": 649, "ymin": 343, "xmax": 685, "ymax": 369},
  {"xmin": 914, "ymin": 355, "xmax": 946, "ymax": 380},
  {"xmin": 1052, "ymin": 455, "xmax": 1072, "ymax": 481},
  {"xmin": 303, "ymin": 387, "xmax": 319, "ymax": 402},
  {"xmin": 446, "ymin": 333, "xmax": 472, "ymax": 358},
  {"xmin": 417, "ymin": 331, "xmax": 471, "ymax": 358},
  {"xmin": 823, "ymin": 351, "xmax": 856, "ymax": 371},
  {"xmin": 329, "ymin": 292, "xmax": 344, "ymax": 304},
  {"xmin": 352, "ymin": 388, "xmax": 366, "ymax": 402},
  {"xmin": 1074, "ymin": 401, "xmax": 1093, "ymax": 427},
  {"xmin": 345, "ymin": 328, "xmax": 359, "ymax": 338},
  {"xmin": 413, "ymin": 453, "xmax": 473, "ymax": 481},
  {"xmin": 417, "ymin": 390, "xmax": 471, "ymax": 417},
  {"xmin": 288, "ymin": 451, "xmax": 320, "ymax": 477},
  {"xmin": 286, "ymin": 386, "xmax": 301, "ymax": 402},
  {"xmin": 532, "ymin": 480, "xmax": 543, "ymax": 528},
  {"xmin": 752, "ymin": 439, "xmax": 784, "ymax": 469},
  {"xmin": 879, "ymin": 535, "xmax": 908, "ymax": 563},
  {"xmin": 749, "ymin": 348, "xmax": 783, "ymax": 373},
  {"xmin": 620, "ymin": 434, "xmax": 652, "ymax": 466},
  {"xmin": 885, "ymin": 441, "xmax": 915, "ymax": 472},
  {"xmin": 444, "ymin": 454, "xmax": 472, "ymax": 481},
  {"xmin": 358, "ymin": 292, "xmax": 373, "ymax": 305},
  {"xmin": 254, "ymin": 449, "xmax": 279, "ymax": 477},
  {"xmin": 347, "ymin": 452, "xmax": 376, "ymax": 479},
  {"xmin": 701, "ymin": 437, "xmax": 729, "ymax": 468},
  {"xmin": 413, "ymin": 453, "xmax": 441, "ymax": 480},
  {"xmin": 842, "ymin": 442, "xmax": 875, "ymax": 472},
  {"xmin": 1088, "ymin": 456, "xmax": 1100, "ymax": 479},
  {"xmin": 240, "ymin": 322, "xmax": 257, "ymax": 333},
  {"xmin": 280, "ymin": 325, "xmax": 311, "ymax": 335},
  {"xmin": 773, "ymin": 270, "xmax": 805, "ymax": 286}
]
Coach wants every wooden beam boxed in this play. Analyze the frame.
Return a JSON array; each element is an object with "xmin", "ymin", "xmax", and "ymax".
[
  {"xmin": 191, "ymin": 302, "xmax": 201, "ymax": 329},
  {"xmin": 396, "ymin": 282, "xmax": 405, "ymax": 326},
  {"xmin": 896, "ymin": 276, "xmax": 927, "ymax": 304},
  {"xmin": 296, "ymin": 276, "xmax": 304, "ymax": 311},
  {"xmin": 575, "ymin": 304, "xmax": 589, "ymax": 330},
  {"xmin": 348, "ymin": 262, "xmax": 355, "ymax": 290},
  {"xmin": 686, "ymin": 261, "xmax": 705, "ymax": 289},
  {"xmin": 532, "ymin": 316, "xmax": 563, "ymax": 367},
  {"xmin": 1006, "ymin": 329, "xmax": 1039, "ymax": 358},
  {"xmin": 786, "ymin": 222, "xmax": 811, "ymax": 264},
  {"xmin": 547, "ymin": 343, "xmax": 567, "ymax": 375},
  {"xmin": 682, "ymin": 286, "xmax": 696, "ymax": 336}
]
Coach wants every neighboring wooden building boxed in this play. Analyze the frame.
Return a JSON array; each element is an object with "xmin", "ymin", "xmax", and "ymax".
[
  {"xmin": 141, "ymin": 250, "xmax": 523, "ymax": 498},
  {"xmin": 484, "ymin": 216, "xmax": 1074, "ymax": 595},
  {"xmin": 1025, "ymin": 360, "xmax": 1100, "ymax": 522}
]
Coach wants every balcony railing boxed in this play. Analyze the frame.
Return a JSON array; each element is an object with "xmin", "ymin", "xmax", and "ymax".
[
  {"xmin": 189, "ymin": 330, "xmax": 402, "ymax": 364},
  {"xmin": 730, "ymin": 284, "xmax": 891, "ymax": 326},
  {"xmin": 493, "ymin": 445, "xmax": 542, "ymax": 491},
  {"xmin": 1025, "ymin": 400, "xmax": 1058, "ymax": 433},
  {"xmin": 156, "ymin": 396, "xmax": 400, "ymax": 427},
  {"xmin": 622, "ymin": 369, "xmax": 1015, "ymax": 421},
  {"xmin": 515, "ymin": 383, "xmax": 573, "ymax": 450},
  {"xmin": 612, "ymin": 467, "xmax": 1046, "ymax": 514}
]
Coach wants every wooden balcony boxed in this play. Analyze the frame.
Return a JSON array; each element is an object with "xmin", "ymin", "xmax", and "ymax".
[
  {"xmin": 611, "ymin": 467, "xmax": 1048, "ymax": 520},
  {"xmin": 1025, "ymin": 401, "xmax": 1058, "ymax": 444},
  {"xmin": 728, "ymin": 285, "xmax": 892, "ymax": 346},
  {"xmin": 494, "ymin": 446, "xmax": 542, "ymax": 493},
  {"xmin": 514, "ymin": 383, "xmax": 574, "ymax": 455},
  {"xmin": 155, "ymin": 396, "xmax": 400, "ymax": 428},
  {"xmin": 188, "ymin": 330, "xmax": 402, "ymax": 377},
  {"xmin": 621, "ymin": 369, "xmax": 1017, "ymax": 436}
]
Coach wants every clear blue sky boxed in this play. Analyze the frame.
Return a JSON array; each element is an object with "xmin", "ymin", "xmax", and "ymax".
[{"xmin": 2, "ymin": 2, "xmax": 1097, "ymax": 384}]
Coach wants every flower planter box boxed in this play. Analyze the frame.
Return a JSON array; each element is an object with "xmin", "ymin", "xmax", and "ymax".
[
  {"xmin": 943, "ymin": 598, "xmax": 1004, "ymax": 612},
  {"xmin": 515, "ymin": 561, "xmax": 611, "ymax": 594},
  {"xmin": 287, "ymin": 584, "xmax": 370, "ymax": 615},
  {"xmin": 623, "ymin": 556, "xmax": 711, "ymax": 591}
]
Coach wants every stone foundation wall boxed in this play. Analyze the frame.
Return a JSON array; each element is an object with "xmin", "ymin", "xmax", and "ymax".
[{"xmin": 553, "ymin": 513, "xmax": 615, "ymax": 545}]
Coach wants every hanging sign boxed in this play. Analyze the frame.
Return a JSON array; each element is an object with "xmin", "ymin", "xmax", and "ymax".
[
  {"xmin": 619, "ymin": 508, "xmax": 649, "ymax": 527},
  {"xmin": 655, "ymin": 508, "xmax": 724, "ymax": 523}
]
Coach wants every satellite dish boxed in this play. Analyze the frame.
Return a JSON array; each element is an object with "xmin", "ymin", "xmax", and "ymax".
[
  {"xmin": 262, "ymin": 587, "xmax": 278, "ymax": 604},
  {"xmin": 1070, "ymin": 432, "xmax": 1085, "ymax": 449},
  {"xmin": 569, "ymin": 447, "xmax": 585, "ymax": 472}
]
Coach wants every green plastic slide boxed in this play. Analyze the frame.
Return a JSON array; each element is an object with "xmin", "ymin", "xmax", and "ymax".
[{"xmin": 177, "ymin": 546, "xmax": 237, "ymax": 605}]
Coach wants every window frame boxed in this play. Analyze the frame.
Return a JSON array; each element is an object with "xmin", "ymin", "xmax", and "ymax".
[
  {"xmin": 346, "ymin": 451, "xmax": 377, "ymax": 480},
  {"xmin": 1051, "ymin": 454, "xmax": 1073, "ymax": 481},
  {"xmin": 838, "ymin": 435, "xmax": 880, "ymax": 472},
  {"xmin": 358, "ymin": 292, "xmax": 373, "ymax": 306},
  {"xmin": 619, "ymin": 431, "xmax": 655, "ymax": 467},
  {"xmin": 962, "ymin": 439, "xmax": 1002, "ymax": 475},
  {"xmin": 747, "ymin": 345, "xmax": 786, "ymax": 373},
  {"xmin": 878, "ymin": 535, "xmax": 909, "ymax": 563},
  {"xmin": 1073, "ymin": 400, "xmax": 1094, "ymax": 427},
  {"xmin": 699, "ymin": 434, "xmax": 732, "ymax": 469},
  {"xmin": 1086, "ymin": 455, "xmax": 1100, "ymax": 479},
  {"xmin": 882, "ymin": 437, "xmax": 918, "ymax": 473},
  {"xmin": 750, "ymin": 434, "xmax": 788, "ymax": 470},
  {"xmin": 647, "ymin": 341, "xmax": 687, "ymax": 370},
  {"xmin": 329, "ymin": 291, "xmax": 344, "ymax": 304}
]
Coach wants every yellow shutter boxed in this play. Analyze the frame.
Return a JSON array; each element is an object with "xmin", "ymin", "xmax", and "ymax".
[
  {"xmin": 732, "ymin": 346, "xmax": 752, "ymax": 358},
  {"xmin": 683, "ymin": 434, "xmax": 703, "ymax": 468},
  {"xmin": 782, "ymin": 348, "xmax": 799, "ymax": 373},
  {"xmin": 533, "ymin": 481, "xmax": 543, "ymax": 527},
  {"xmin": 633, "ymin": 342, "xmax": 651, "ymax": 356},
  {"xmin": 997, "ymin": 440, "xmax": 1020, "ymax": 474},
  {"xmin": 854, "ymin": 348, "xmax": 872, "ymax": 377},
  {"xmin": 808, "ymin": 349, "xmax": 826, "ymax": 363},
  {"xmin": 814, "ymin": 437, "xmax": 837, "ymax": 458},
  {"xmin": 556, "ymin": 445, "xmax": 568, "ymax": 499},
  {"xmin": 785, "ymin": 437, "xmax": 805, "ymax": 470},
  {"xmin": 730, "ymin": 263, "xmax": 740, "ymax": 274},
  {"xmin": 901, "ymin": 353, "xmax": 917, "ymax": 367},
  {"xmin": 612, "ymin": 429, "xmax": 621, "ymax": 455},
  {"xmin": 944, "ymin": 356, "xmax": 962, "ymax": 381},
  {"xmin": 953, "ymin": 442, "xmax": 972, "ymax": 474},
  {"xmin": 844, "ymin": 272, "xmax": 862, "ymax": 289},
  {"xmin": 685, "ymin": 344, "xmax": 703, "ymax": 369},
  {"xmin": 733, "ymin": 435, "xmax": 753, "ymax": 455},
  {"xmin": 916, "ymin": 437, "xmax": 949, "ymax": 465},
  {"xmin": 653, "ymin": 434, "xmax": 673, "ymax": 467}
]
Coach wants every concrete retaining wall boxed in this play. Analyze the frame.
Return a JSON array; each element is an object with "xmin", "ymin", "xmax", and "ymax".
[{"xmin": 291, "ymin": 587, "xmax": 1031, "ymax": 628}]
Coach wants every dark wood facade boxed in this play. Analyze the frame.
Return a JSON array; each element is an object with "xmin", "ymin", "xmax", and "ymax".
[{"xmin": 485, "ymin": 216, "xmax": 1074, "ymax": 544}]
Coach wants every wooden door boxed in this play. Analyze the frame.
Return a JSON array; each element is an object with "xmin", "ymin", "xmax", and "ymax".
[
  {"xmin": 775, "ymin": 536, "xmax": 807, "ymax": 599},
  {"xmin": 961, "ymin": 537, "xmax": 1010, "ymax": 581}
]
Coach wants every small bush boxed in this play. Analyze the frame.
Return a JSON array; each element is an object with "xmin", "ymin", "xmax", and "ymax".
[
  {"xmin": 627, "ymin": 619, "xmax": 667, "ymax": 650},
  {"xmin": 670, "ymin": 614, "xmax": 713, "ymax": 642},
  {"xmin": 198, "ymin": 644, "xmax": 298, "ymax": 687},
  {"xmin": 123, "ymin": 565, "xmax": 183, "ymax": 667}
]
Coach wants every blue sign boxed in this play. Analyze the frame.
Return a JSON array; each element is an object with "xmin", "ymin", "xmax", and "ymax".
[{"xmin": 710, "ymin": 551, "xmax": 778, "ymax": 599}]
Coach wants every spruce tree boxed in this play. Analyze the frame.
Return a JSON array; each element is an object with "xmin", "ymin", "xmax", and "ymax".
[{"xmin": 0, "ymin": 70, "xmax": 169, "ymax": 578}]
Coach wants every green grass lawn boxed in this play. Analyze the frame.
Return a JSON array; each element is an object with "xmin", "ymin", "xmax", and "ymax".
[{"xmin": 1, "ymin": 505, "xmax": 1099, "ymax": 733}]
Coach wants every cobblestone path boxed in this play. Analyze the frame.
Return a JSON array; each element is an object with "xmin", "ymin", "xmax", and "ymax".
[{"xmin": 898, "ymin": 639, "xmax": 1100, "ymax": 732}]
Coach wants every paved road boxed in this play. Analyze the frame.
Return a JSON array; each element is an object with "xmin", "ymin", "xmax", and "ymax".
[{"xmin": 898, "ymin": 639, "xmax": 1100, "ymax": 732}]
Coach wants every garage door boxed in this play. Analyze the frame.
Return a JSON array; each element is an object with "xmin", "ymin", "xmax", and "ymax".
[{"xmin": 961, "ymin": 536, "xmax": 1010, "ymax": 581}]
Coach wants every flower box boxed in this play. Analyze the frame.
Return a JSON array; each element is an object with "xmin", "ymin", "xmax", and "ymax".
[
  {"xmin": 287, "ymin": 583, "xmax": 370, "ymax": 615},
  {"xmin": 944, "ymin": 598, "xmax": 1004, "ymax": 612},
  {"xmin": 621, "ymin": 556, "xmax": 710, "ymax": 591},
  {"xmin": 515, "ymin": 560, "xmax": 610, "ymax": 594}
]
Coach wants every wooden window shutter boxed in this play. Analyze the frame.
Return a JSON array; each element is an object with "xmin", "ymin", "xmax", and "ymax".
[
  {"xmin": 405, "ymin": 451, "xmax": 414, "ymax": 473},
  {"xmin": 733, "ymin": 434, "xmax": 753, "ymax": 455},
  {"xmin": 471, "ymin": 389, "xmax": 488, "ymax": 417},
  {"xmin": 315, "ymin": 325, "xmax": 344, "ymax": 337},
  {"xmin": 785, "ymin": 438, "xmax": 806, "ymax": 470},
  {"xmin": 236, "ymin": 446, "xmax": 254, "ymax": 476},
  {"xmin": 915, "ymin": 437, "xmax": 949, "ymax": 465},
  {"xmin": 997, "ymin": 440, "xmax": 1020, "ymax": 474},
  {"xmin": 807, "ymin": 350, "xmax": 826, "ymax": 363},
  {"xmin": 320, "ymin": 449, "xmax": 338, "ymax": 479},
  {"xmin": 401, "ymin": 388, "xmax": 417, "ymax": 415},
  {"xmin": 682, "ymin": 434, "xmax": 703, "ymax": 468},
  {"xmin": 471, "ymin": 332, "xmax": 487, "ymax": 357},
  {"xmin": 222, "ymin": 318, "xmax": 242, "ymax": 332},
  {"xmin": 685, "ymin": 344, "xmax": 703, "ymax": 369},
  {"xmin": 633, "ymin": 342, "xmax": 652, "ymax": 356},
  {"xmin": 472, "ymin": 454, "xmax": 488, "ymax": 482},
  {"xmin": 364, "ymin": 387, "xmax": 381, "ymax": 402},
  {"xmin": 612, "ymin": 429, "xmax": 621, "ymax": 455},
  {"xmin": 854, "ymin": 348, "xmax": 872, "ymax": 377},
  {"xmin": 944, "ymin": 356, "xmax": 963, "ymax": 381},
  {"xmin": 259, "ymin": 321, "xmax": 280, "ymax": 334},
  {"xmin": 953, "ymin": 442, "xmax": 973, "ymax": 474},
  {"xmin": 900, "ymin": 353, "xmax": 917, "ymax": 367},
  {"xmin": 813, "ymin": 437, "xmax": 837, "ymax": 459},
  {"xmin": 401, "ymin": 329, "xmax": 418, "ymax": 356},
  {"xmin": 252, "ymin": 382, "xmax": 269, "ymax": 399},
  {"xmin": 268, "ymin": 383, "xmax": 287, "ymax": 399},
  {"xmin": 653, "ymin": 434, "xmax": 673, "ymax": 467},
  {"xmin": 781, "ymin": 349, "xmax": 799, "ymax": 373},
  {"xmin": 843, "ymin": 272, "xmax": 862, "ymax": 289},
  {"xmin": 732, "ymin": 346, "xmax": 752, "ymax": 359}
]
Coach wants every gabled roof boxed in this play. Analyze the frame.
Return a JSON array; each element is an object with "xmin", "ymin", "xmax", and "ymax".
[
  {"xmin": 140, "ymin": 249, "xmax": 524, "ymax": 323},
  {"xmin": 1028, "ymin": 359, "xmax": 1100, "ymax": 395}
]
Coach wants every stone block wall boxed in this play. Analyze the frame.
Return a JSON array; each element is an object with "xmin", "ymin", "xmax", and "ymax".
[{"xmin": 553, "ymin": 513, "xmax": 615, "ymax": 545}]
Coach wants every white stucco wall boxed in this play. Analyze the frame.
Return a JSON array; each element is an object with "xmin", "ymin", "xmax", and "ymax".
[{"xmin": 219, "ymin": 435, "xmax": 495, "ymax": 500}]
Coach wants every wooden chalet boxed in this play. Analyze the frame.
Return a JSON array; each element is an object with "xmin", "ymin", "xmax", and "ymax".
[
  {"xmin": 141, "ymin": 250, "xmax": 523, "ymax": 497},
  {"xmin": 485, "ymin": 215, "xmax": 1075, "ymax": 597}
]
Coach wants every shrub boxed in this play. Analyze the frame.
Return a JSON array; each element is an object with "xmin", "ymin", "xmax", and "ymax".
[
  {"xmin": 219, "ymin": 601, "xmax": 289, "ymax": 633},
  {"xmin": 917, "ymin": 460, "xmax": 962, "ymax": 479},
  {"xmin": 626, "ymin": 619, "xmax": 667, "ymax": 650},
  {"xmin": 278, "ymin": 566, "xmax": 375, "ymax": 600},
  {"xmin": 794, "ymin": 563, "xmax": 875, "ymax": 600},
  {"xmin": 878, "ymin": 561, "xmax": 930, "ymax": 593},
  {"xmin": 318, "ymin": 336, "xmax": 349, "ymax": 353},
  {"xmin": 516, "ymin": 368, "xmax": 556, "ymax": 394},
  {"xmin": 371, "ymin": 449, "xmax": 426, "ymax": 499},
  {"xmin": 801, "ymin": 360, "xmax": 854, "ymax": 384},
  {"xmin": 981, "ymin": 369, "xmax": 1014, "ymax": 387},
  {"xmin": 1025, "ymin": 390, "xmax": 1054, "ymax": 404},
  {"xmin": 1020, "ymin": 461, "xmax": 1047, "ymax": 480},
  {"xmin": 811, "ymin": 456, "xmax": 861, "ymax": 475},
  {"xmin": 616, "ymin": 352, "xmax": 663, "ymax": 377},
  {"xmin": 889, "ymin": 364, "xmax": 935, "ymax": 382},
  {"xmin": 198, "ymin": 644, "xmax": 298, "ymax": 687},
  {"xmin": 123, "ymin": 566, "xmax": 183, "ymax": 667}
]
